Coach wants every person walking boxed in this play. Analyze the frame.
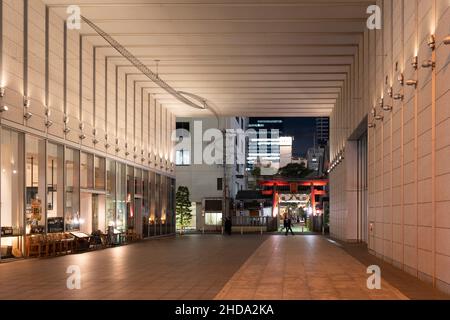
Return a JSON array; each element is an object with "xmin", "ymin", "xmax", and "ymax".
[
  {"xmin": 285, "ymin": 216, "xmax": 294, "ymax": 236},
  {"xmin": 224, "ymin": 217, "xmax": 232, "ymax": 235}
]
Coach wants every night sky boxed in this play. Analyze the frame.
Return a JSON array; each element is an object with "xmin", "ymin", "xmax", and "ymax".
[{"xmin": 250, "ymin": 117, "xmax": 317, "ymax": 157}]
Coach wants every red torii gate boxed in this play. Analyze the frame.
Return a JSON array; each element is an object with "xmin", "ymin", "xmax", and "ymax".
[{"xmin": 257, "ymin": 178, "xmax": 328, "ymax": 217}]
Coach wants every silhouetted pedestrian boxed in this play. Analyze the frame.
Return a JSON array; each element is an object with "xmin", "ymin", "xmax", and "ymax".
[
  {"xmin": 284, "ymin": 216, "xmax": 294, "ymax": 236},
  {"xmin": 224, "ymin": 217, "xmax": 232, "ymax": 235}
]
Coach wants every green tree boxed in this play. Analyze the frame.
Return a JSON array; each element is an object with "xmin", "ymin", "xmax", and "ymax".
[
  {"xmin": 277, "ymin": 163, "xmax": 312, "ymax": 178},
  {"xmin": 176, "ymin": 186, "xmax": 192, "ymax": 234},
  {"xmin": 251, "ymin": 166, "xmax": 261, "ymax": 177}
]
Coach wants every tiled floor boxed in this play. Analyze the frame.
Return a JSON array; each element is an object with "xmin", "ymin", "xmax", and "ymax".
[
  {"xmin": 0, "ymin": 235, "xmax": 265, "ymax": 300},
  {"xmin": 0, "ymin": 234, "xmax": 448, "ymax": 300},
  {"xmin": 214, "ymin": 236, "xmax": 408, "ymax": 300}
]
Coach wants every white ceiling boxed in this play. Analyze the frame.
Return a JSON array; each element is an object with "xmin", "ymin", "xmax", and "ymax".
[{"xmin": 43, "ymin": 0, "xmax": 371, "ymax": 117}]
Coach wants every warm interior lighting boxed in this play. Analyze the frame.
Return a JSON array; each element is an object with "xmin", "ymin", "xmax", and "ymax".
[
  {"xmin": 0, "ymin": 105, "xmax": 8, "ymax": 112},
  {"xmin": 45, "ymin": 120, "xmax": 53, "ymax": 127},
  {"xmin": 0, "ymin": 87, "xmax": 5, "ymax": 97}
]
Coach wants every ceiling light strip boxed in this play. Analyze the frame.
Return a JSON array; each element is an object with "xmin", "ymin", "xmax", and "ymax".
[{"xmin": 80, "ymin": 15, "xmax": 206, "ymax": 111}]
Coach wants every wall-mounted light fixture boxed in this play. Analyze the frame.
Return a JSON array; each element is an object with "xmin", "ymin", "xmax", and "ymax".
[
  {"xmin": 411, "ymin": 56, "xmax": 418, "ymax": 70},
  {"xmin": 380, "ymin": 99, "xmax": 393, "ymax": 112},
  {"xmin": 368, "ymin": 122, "xmax": 376, "ymax": 128},
  {"xmin": 397, "ymin": 73, "xmax": 404, "ymax": 85},
  {"xmin": 444, "ymin": 35, "xmax": 450, "ymax": 45},
  {"xmin": 45, "ymin": 107, "xmax": 51, "ymax": 117},
  {"xmin": 45, "ymin": 120, "xmax": 53, "ymax": 128},
  {"xmin": 0, "ymin": 87, "xmax": 5, "ymax": 98},
  {"xmin": 393, "ymin": 93, "xmax": 404, "ymax": 101},
  {"xmin": 79, "ymin": 134, "xmax": 86, "ymax": 140},
  {"xmin": 93, "ymin": 138, "xmax": 99, "ymax": 145},
  {"xmin": 125, "ymin": 151, "xmax": 130, "ymax": 156},
  {"xmin": 387, "ymin": 86, "xmax": 393, "ymax": 98},
  {"xmin": 0, "ymin": 105, "xmax": 9, "ymax": 112},
  {"xmin": 23, "ymin": 97, "xmax": 30, "ymax": 108},
  {"xmin": 374, "ymin": 114, "xmax": 384, "ymax": 121},
  {"xmin": 79, "ymin": 122, "xmax": 84, "ymax": 131},
  {"xmin": 406, "ymin": 79, "xmax": 418, "ymax": 88},
  {"xmin": 63, "ymin": 127, "xmax": 71, "ymax": 134},
  {"xmin": 427, "ymin": 34, "xmax": 436, "ymax": 50},
  {"xmin": 24, "ymin": 112, "xmax": 32, "ymax": 120},
  {"xmin": 422, "ymin": 60, "xmax": 435, "ymax": 69},
  {"xmin": 63, "ymin": 115, "xmax": 69, "ymax": 124},
  {"xmin": 115, "ymin": 147, "xmax": 120, "ymax": 153},
  {"xmin": 105, "ymin": 143, "xmax": 110, "ymax": 149}
]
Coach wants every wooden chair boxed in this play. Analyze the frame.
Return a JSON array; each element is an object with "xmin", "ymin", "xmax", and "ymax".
[
  {"xmin": 26, "ymin": 235, "xmax": 43, "ymax": 258},
  {"xmin": 61, "ymin": 233, "xmax": 75, "ymax": 254},
  {"xmin": 53, "ymin": 233, "xmax": 63, "ymax": 255},
  {"xmin": 43, "ymin": 234, "xmax": 56, "ymax": 257}
]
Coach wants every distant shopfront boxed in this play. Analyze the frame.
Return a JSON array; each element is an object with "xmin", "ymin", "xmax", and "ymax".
[{"xmin": 0, "ymin": 126, "xmax": 175, "ymax": 261}]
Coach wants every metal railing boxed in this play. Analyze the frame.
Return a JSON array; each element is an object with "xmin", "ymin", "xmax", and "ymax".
[{"xmin": 231, "ymin": 216, "xmax": 275, "ymax": 228}]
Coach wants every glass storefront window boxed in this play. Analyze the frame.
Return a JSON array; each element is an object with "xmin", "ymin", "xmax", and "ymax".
[
  {"xmin": 47, "ymin": 143, "xmax": 64, "ymax": 233},
  {"xmin": 142, "ymin": 170, "xmax": 149, "ymax": 238},
  {"xmin": 1, "ymin": 128, "xmax": 24, "ymax": 259},
  {"xmin": 205, "ymin": 212, "xmax": 222, "ymax": 226},
  {"xmin": 149, "ymin": 172, "xmax": 155, "ymax": 236},
  {"xmin": 155, "ymin": 173, "xmax": 161, "ymax": 235},
  {"xmin": 106, "ymin": 159, "xmax": 116, "ymax": 230},
  {"xmin": 25, "ymin": 135, "xmax": 46, "ymax": 234},
  {"xmin": 94, "ymin": 156, "xmax": 105, "ymax": 190},
  {"xmin": 116, "ymin": 163, "xmax": 127, "ymax": 232},
  {"xmin": 134, "ymin": 168, "xmax": 142, "ymax": 196},
  {"xmin": 126, "ymin": 165, "xmax": 135, "ymax": 231},
  {"xmin": 80, "ymin": 152, "xmax": 94, "ymax": 189},
  {"xmin": 65, "ymin": 148, "xmax": 80, "ymax": 231},
  {"xmin": 161, "ymin": 176, "xmax": 167, "ymax": 234}
]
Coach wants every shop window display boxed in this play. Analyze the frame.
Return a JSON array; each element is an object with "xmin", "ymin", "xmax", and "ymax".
[
  {"xmin": 47, "ymin": 143, "xmax": 64, "ymax": 233},
  {"xmin": 25, "ymin": 135, "xmax": 46, "ymax": 235},
  {"xmin": 80, "ymin": 152, "xmax": 94, "ymax": 189},
  {"xmin": 1, "ymin": 128, "xmax": 25, "ymax": 259},
  {"xmin": 126, "ymin": 166, "xmax": 135, "ymax": 232},
  {"xmin": 116, "ymin": 163, "xmax": 127, "ymax": 232},
  {"xmin": 142, "ymin": 170, "xmax": 149, "ymax": 238},
  {"xmin": 106, "ymin": 159, "xmax": 116, "ymax": 230},
  {"xmin": 133, "ymin": 168, "xmax": 142, "ymax": 237},
  {"xmin": 94, "ymin": 156, "xmax": 106, "ymax": 190},
  {"xmin": 65, "ymin": 148, "xmax": 80, "ymax": 231},
  {"xmin": 155, "ymin": 173, "xmax": 161, "ymax": 235},
  {"xmin": 149, "ymin": 171, "xmax": 156, "ymax": 236}
]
